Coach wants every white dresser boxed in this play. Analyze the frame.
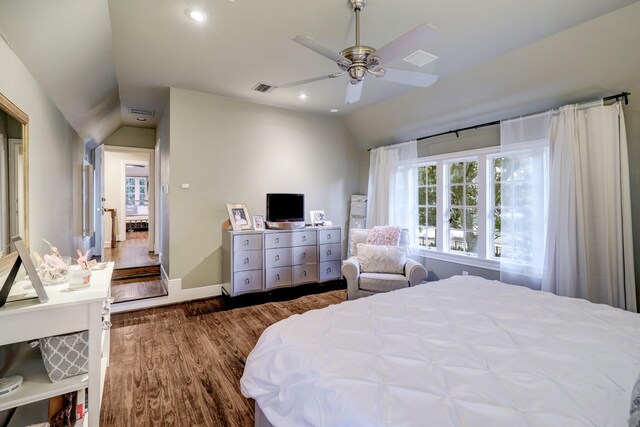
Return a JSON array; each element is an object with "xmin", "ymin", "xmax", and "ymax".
[{"xmin": 222, "ymin": 226, "xmax": 342, "ymax": 297}]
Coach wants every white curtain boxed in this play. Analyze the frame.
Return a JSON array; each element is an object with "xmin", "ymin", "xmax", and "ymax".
[
  {"xmin": 499, "ymin": 113, "xmax": 551, "ymax": 289},
  {"xmin": 543, "ymin": 102, "xmax": 636, "ymax": 311},
  {"xmin": 367, "ymin": 141, "xmax": 417, "ymax": 234}
]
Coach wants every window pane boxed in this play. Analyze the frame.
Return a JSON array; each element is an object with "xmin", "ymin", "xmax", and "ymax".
[
  {"xmin": 493, "ymin": 157, "xmax": 503, "ymax": 181},
  {"xmin": 418, "ymin": 166, "xmax": 426, "ymax": 185},
  {"xmin": 418, "ymin": 187, "xmax": 426, "ymax": 205},
  {"xmin": 419, "ymin": 207, "xmax": 426, "ymax": 226},
  {"xmin": 427, "ymin": 228, "xmax": 436, "ymax": 248},
  {"xmin": 502, "ymin": 157, "xmax": 513, "ymax": 181},
  {"xmin": 466, "ymin": 161, "xmax": 478, "ymax": 183},
  {"xmin": 450, "ymin": 208, "xmax": 462, "ymax": 229},
  {"xmin": 450, "ymin": 185, "xmax": 463, "ymax": 206},
  {"xmin": 465, "ymin": 208, "xmax": 478, "ymax": 230},
  {"xmin": 501, "ymin": 183, "xmax": 512, "ymax": 205},
  {"xmin": 126, "ymin": 178, "xmax": 135, "ymax": 186},
  {"xmin": 494, "ymin": 183, "xmax": 501, "ymax": 205},
  {"xmin": 493, "ymin": 208, "xmax": 501, "ymax": 234},
  {"xmin": 427, "ymin": 165, "xmax": 437, "ymax": 185},
  {"xmin": 427, "ymin": 187, "xmax": 436, "ymax": 205},
  {"xmin": 450, "ymin": 229, "xmax": 464, "ymax": 252},
  {"xmin": 466, "ymin": 184, "xmax": 478, "ymax": 206},
  {"xmin": 427, "ymin": 207, "xmax": 436, "ymax": 227},
  {"xmin": 418, "ymin": 226, "xmax": 426, "ymax": 247},
  {"xmin": 465, "ymin": 232, "xmax": 478, "ymax": 254},
  {"xmin": 450, "ymin": 162, "xmax": 463, "ymax": 184},
  {"xmin": 514, "ymin": 183, "xmax": 531, "ymax": 205}
]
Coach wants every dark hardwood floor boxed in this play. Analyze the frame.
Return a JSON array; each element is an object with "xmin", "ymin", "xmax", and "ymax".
[
  {"xmin": 103, "ymin": 231, "xmax": 159, "ymax": 269},
  {"xmin": 111, "ymin": 277, "xmax": 167, "ymax": 303},
  {"xmin": 100, "ymin": 289, "xmax": 347, "ymax": 426}
]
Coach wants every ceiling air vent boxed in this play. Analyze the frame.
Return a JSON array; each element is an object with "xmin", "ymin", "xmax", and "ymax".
[
  {"xmin": 128, "ymin": 107, "xmax": 155, "ymax": 117},
  {"xmin": 252, "ymin": 83, "xmax": 275, "ymax": 93},
  {"xmin": 402, "ymin": 50, "xmax": 438, "ymax": 67}
]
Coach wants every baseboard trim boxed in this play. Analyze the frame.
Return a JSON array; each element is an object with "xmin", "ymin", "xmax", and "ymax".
[{"xmin": 112, "ymin": 264, "xmax": 223, "ymax": 313}]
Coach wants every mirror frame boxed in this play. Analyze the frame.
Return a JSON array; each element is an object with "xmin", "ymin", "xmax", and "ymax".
[{"xmin": 0, "ymin": 91, "xmax": 29, "ymax": 248}]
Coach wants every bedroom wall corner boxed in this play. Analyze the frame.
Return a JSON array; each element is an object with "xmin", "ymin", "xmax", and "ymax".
[
  {"xmin": 622, "ymin": 101, "xmax": 640, "ymax": 308},
  {"xmin": 156, "ymin": 102, "xmax": 170, "ymax": 276}
]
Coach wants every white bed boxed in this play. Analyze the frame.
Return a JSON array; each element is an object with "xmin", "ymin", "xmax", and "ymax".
[{"xmin": 241, "ymin": 275, "xmax": 640, "ymax": 427}]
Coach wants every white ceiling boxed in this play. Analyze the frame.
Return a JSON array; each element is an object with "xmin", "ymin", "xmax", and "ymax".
[{"xmin": 0, "ymin": 0, "xmax": 638, "ymax": 146}]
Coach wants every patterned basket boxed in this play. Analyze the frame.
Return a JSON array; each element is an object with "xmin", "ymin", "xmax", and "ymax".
[{"xmin": 39, "ymin": 331, "xmax": 89, "ymax": 382}]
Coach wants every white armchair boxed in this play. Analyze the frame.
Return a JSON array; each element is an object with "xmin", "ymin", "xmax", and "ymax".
[{"xmin": 342, "ymin": 228, "xmax": 427, "ymax": 300}]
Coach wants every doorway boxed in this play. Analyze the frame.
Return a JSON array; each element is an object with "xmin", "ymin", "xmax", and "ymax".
[{"xmin": 97, "ymin": 146, "xmax": 166, "ymax": 303}]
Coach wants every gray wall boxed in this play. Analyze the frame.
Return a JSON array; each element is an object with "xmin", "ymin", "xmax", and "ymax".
[
  {"xmin": 168, "ymin": 88, "xmax": 360, "ymax": 288},
  {"xmin": 0, "ymin": 35, "xmax": 84, "ymax": 256},
  {"xmin": 624, "ymin": 102, "xmax": 640, "ymax": 307},
  {"xmin": 102, "ymin": 125, "xmax": 156, "ymax": 149}
]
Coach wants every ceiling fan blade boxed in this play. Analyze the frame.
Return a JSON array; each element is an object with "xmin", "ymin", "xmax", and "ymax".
[
  {"xmin": 345, "ymin": 80, "xmax": 363, "ymax": 105},
  {"xmin": 377, "ymin": 68, "xmax": 438, "ymax": 87},
  {"xmin": 292, "ymin": 36, "xmax": 352, "ymax": 65},
  {"xmin": 277, "ymin": 72, "xmax": 345, "ymax": 89},
  {"xmin": 370, "ymin": 24, "xmax": 438, "ymax": 66}
]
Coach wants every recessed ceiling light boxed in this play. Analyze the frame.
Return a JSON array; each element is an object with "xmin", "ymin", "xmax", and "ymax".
[
  {"xmin": 298, "ymin": 93, "xmax": 308, "ymax": 100},
  {"xmin": 330, "ymin": 109, "xmax": 339, "ymax": 113},
  {"xmin": 189, "ymin": 10, "xmax": 207, "ymax": 22},
  {"xmin": 136, "ymin": 117, "xmax": 147, "ymax": 122}
]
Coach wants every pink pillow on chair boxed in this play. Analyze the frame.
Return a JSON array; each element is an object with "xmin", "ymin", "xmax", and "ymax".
[{"xmin": 366, "ymin": 226, "xmax": 402, "ymax": 246}]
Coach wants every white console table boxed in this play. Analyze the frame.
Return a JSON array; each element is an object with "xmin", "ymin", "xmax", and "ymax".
[{"xmin": 0, "ymin": 262, "xmax": 113, "ymax": 426}]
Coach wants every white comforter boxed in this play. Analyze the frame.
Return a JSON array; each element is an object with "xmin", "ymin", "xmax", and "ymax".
[{"xmin": 241, "ymin": 276, "xmax": 640, "ymax": 426}]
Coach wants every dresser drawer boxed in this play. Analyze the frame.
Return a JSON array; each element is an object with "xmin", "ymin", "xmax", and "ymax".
[
  {"xmin": 292, "ymin": 230, "xmax": 317, "ymax": 246},
  {"xmin": 233, "ymin": 250, "xmax": 263, "ymax": 272},
  {"xmin": 233, "ymin": 270, "xmax": 263, "ymax": 294},
  {"xmin": 292, "ymin": 245, "xmax": 317, "ymax": 265},
  {"xmin": 319, "ymin": 261, "xmax": 341, "ymax": 281},
  {"xmin": 318, "ymin": 228, "xmax": 340, "ymax": 244},
  {"xmin": 265, "ymin": 248, "xmax": 293, "ymax": 268},
  {"xmin": 293, "ymin": 264, "xmax": 318, "ymax": 284},
  {"xmin": 319, "ymin": 243, "xmax": 342, "ymax": 262},
  {"xmin": 265, "ymin": 267, "xmax": 292, "ymax": 290},
  {"xmin": 265, "ymin": 232, "xmax": 292, "ymax": 249},
  {"xmin": 233, "ymin": 234, "xmax": 262, "ymax": 251}
]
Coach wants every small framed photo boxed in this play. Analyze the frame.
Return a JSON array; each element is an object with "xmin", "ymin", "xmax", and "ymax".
[
  {"xmin": 253, "ymin": 215, "xmax": 265, "ymax": 231},
  {"xmin": 310, "ymin": 210, "xmax": 325, "ymax": 226},
  {"xmin": 226, "ymin": 203, "xmax": 252, "ymax": 231}
]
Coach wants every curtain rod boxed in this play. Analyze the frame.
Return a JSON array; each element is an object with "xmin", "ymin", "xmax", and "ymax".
[{"xmin": 367, "ymin": 91, "xmax": 631, "ymax": 151}]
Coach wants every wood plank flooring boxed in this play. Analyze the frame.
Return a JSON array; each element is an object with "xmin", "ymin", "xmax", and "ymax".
[
  {"xmin": 103, "ymin": 231, "xmax": 159, "ymax": 269},
  {"xmin": 111, "ymin": 277, "xmax": 167, "ymax": 303},
  {"xmin": 100, "ymin": 289, "xmax": 347, "ymax": 427}
]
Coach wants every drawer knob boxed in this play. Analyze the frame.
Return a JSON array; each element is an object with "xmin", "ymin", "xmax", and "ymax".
[
  {"xmin": 302, "ymin": 236, "xmax": 306, "ymax": 242},
  {"xmin": 275, "ymin": 254, "xmax": 280, "ymax": 261},
  {"xmin": 327, "ymin": 267, "xmax": 332, "ymax": 273},
  {"xmin": 303, "ymin": 270, "xmax": 307, "ymax": 277},
  {"xmin": 327, "ymin": 250, "xmax": 332, "ymax": 256},
  {"xmin": 244, "ymin": 239, "xmax": 249, "ymax": 246},
  {"xmin": 275, "ymin": 238, "xmax": 280, "ymax": 244},
  {"xmin": 302, "ymin": 252, "xmax": 307, "ymax": 258},
  {"xmin": 244, "ymin": 278, "xmax": 250, "ymax": 285},
  {"xmin": 244, "ymin": 258, "xmax": 249, "ymax": 264},
  {"xmin": 327, "ymin": 234, "xmax": 331, "ymax": 240},
  {"xmin": 276, "ymin": 274, "xmax": 281, "ymax": 281}
]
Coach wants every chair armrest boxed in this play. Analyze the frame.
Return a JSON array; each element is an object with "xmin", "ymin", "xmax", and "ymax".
[
  {"xmin": 405, "ymin": 259, "xmax": 427, "ymax": 287},
  {"xmin": 341, "ymin": 256, "xmax": 360, "ymax": 281}
]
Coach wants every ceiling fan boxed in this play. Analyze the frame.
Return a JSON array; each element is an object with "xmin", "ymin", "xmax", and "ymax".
[{"xmin": 276, "ymin": 0, "xmax": 439, "ymax": 105}]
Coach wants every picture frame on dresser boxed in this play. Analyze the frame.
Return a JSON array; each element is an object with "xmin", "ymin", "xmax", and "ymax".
[
  {"xmin": 0, "ymin": 237, "xmax": 48, "ymax": 307},
  {"xmin": 253, "ymin": 215, "xmax": 265, "ymax": 231},
  {"xmin": 226, "ymin": 203, "xmax": 252, "ymax": 231},
  {"xmin": 310, "ymin": 210, "xmax": 325, "ymax": 226}
]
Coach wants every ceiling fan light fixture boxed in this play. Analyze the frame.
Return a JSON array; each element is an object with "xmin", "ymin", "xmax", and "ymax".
[
  {"xmin": 330, "ymin": 109, "xmax": 339, "ymax": 113},
  {"xmin": 189, "ymin": 10, "xmax": 207, "ymax": 22},
  {"xmin": 298, "ymin": 93, "xmax": 308, "ymax": 100}
]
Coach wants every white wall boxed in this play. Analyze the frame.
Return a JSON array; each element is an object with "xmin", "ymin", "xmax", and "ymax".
[
  {"xmin": 103, "ymin": 148, "xmax": 149, "ymax": 243},
  {"xmin": 0, "ymin": 34, "xmax": 83, "ymax": 256},
  {"xmin": 168, "ymin": 88, "xmax": 360, "ymax": 288},
  {"xmin": 156, "ymin": 102, "xmax": 170, "ymax": 273}
]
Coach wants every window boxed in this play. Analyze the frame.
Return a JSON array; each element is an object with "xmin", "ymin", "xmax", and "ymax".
[
  {"xmin": 125, "ymin": 177, "xmax": 148, "ymax": 214},
  {"xmin": 417, "ymin": 164, "xmax": 436, "ymax": 248},
  {"xmin": 415, "ymin": 146, "xmax": 548, "ymax": 268}
]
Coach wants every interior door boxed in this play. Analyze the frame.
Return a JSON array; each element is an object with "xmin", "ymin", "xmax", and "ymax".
[{"xmin": 93, "ymin": 144, "xmax": 105, "ymax": 258}]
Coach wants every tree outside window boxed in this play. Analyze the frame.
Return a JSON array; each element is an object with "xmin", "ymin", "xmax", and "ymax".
[{"xmin": 417, "ymin": 164, "xmax": 436, "ymax": 248}]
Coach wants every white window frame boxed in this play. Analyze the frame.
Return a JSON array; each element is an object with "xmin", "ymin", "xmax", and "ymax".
[{"xmin": 415, "ymin": 146, "xmax": 500, "ymax": 270}]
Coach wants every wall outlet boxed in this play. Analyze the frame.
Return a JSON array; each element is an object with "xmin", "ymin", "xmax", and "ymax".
[{"xmin": 462, "ymin": 271, "xmax": 469, "ymax": 276}]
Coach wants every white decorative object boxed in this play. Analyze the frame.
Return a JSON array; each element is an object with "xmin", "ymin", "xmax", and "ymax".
[
  {"xmin": 68, "ymin": 266, "xmax": 91, "ymax": 289},
  {"xmin": 310, "ymin": 210, "xmax": 325, "ymax": 226}
]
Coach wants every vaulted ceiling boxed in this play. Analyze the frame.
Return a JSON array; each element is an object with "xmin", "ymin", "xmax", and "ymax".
[{"xmin": 0, "ymin": 0, "xmax": 639, "ymax": 148}]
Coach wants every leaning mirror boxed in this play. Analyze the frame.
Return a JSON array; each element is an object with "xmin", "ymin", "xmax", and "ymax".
[{"xmin": 0, "ymin": 90, "xmax": 29, "ymax": 257}]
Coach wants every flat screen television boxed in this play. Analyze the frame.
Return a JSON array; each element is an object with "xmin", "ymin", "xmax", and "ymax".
[{"xmin": 266, "ymin": 193, "xmax": 305, "ymax": 228}]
